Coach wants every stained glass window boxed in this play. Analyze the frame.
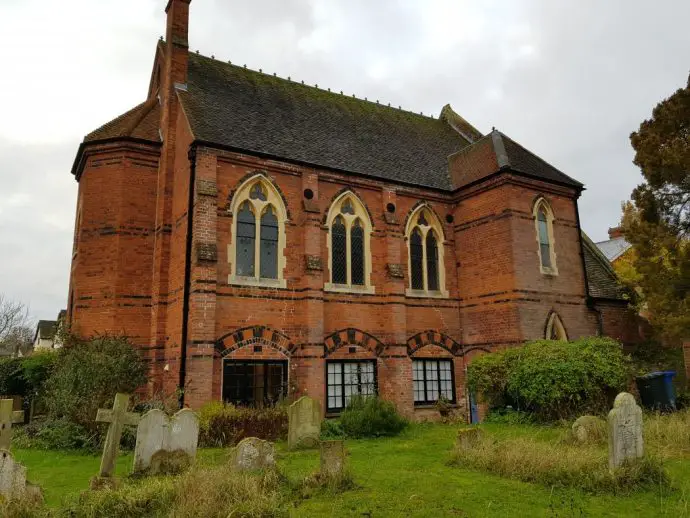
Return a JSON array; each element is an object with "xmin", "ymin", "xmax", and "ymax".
[
  {"xmin": 332, "ymin": 216, "xmax": 347, "ymax": 284},
  {"xmin": 351, "ymin": 219, "xmax": 365, "ymax": 286},
  {"xmin": 426, "ymin": 231, "xmax": 439, "ymax": 291},
  {"xmin": 413, "ymin": 359, "xmax": 454, "ymax": 405},
  {"xmin": 249, "ymin": 183, "xmax": 267, "ymax": 201},
  {"xmin": 327, "ymin": 361, "xmax": 376, "ymax": 411},
  {"xmin": 410, "ymin": 228, "xmax": 424, "ymax": 290},
  {"xmin": 341, "ymin": 199, "xmax": 355, "ymax": 215},
  {"xmin": 418, "ymin": 211, "xmax": 428, "ymax": 226},
  {"xmin": 236, "ymin": 201, "xmax": 255, "ymax": 276},
  {"xmin": 538, "ymin": 209, "xmax": 551, "ymax": 268},
  {"xmin": 260, "ymin": 205, "xmax": 279, "ymax": 279}
]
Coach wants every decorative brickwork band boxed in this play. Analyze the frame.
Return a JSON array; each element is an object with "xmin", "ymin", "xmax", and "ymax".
[
  {"xmin": 215, "ymin": 326, "xmax": 295, "ymax": 357},
  {"xmin": 195, "ymin": 242, "xmax": 218, "ymax": 263},
  {"xmin": 386, "ymin": 263, "xmax": 404, "ymax": 278},
  {"xmin": 305, "ymin": 255, "xmax": 323, "ymax": 271},
  {"xmin": 324, "ymin": 328, "xmax": 385, "ymax": 357},
  {"xmin": 406, "ymin": 330, "xmax": 463, "ymax": 356}
]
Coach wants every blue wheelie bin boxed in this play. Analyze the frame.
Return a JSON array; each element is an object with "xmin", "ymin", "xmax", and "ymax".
[{"xmin": 636, "ymin": 371, "xmax": 677, "ymax": 411}]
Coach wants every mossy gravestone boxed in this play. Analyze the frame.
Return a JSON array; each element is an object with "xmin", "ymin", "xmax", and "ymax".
[
  {"xmin": 456, "ymin": 428, "xmax": 482, "ymax": 451},
  {"xmin": 0, "ymin": 399, "xmax": 24, "ymax": 451},
  {"xmin": 0, "ymin": 450, "xmax": 42, "ymax": 504},
  {"xmin": 320, "ymin": 440, "xmax": 346, "ymax": 477},
  {"xmin": 572, "ymin": 415, "xmax": 606, "ymax": 444},
  {"xmin": 230, "ymin": 437, "xmax": 275, "ymax": 471},
  {"xmin": 608, "ymin": 392, "xmax": 644, "ymax": 470},
  {"xmin": 133, "ymin": 409, "xmax": 199, "ymax": 475},
  {"xmin": 288, "ymin": 396, "xmax": 321, "ymax": 450}
]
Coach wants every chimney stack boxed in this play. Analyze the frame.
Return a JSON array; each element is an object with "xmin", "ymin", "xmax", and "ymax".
[
  {"xmin": 608, "ymin": 227, "xmax": 624, "ymax": 240},
  {"xmin": 164, "ymin": 0, "xmax": 191, "ymax": 90}
]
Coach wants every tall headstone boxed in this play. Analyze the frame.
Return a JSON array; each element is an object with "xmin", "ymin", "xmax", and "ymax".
[
  {"xmin": 0, "ymin": 450, "xmax": 42, "ymax": 504},
  {"xmin": 229, "ymin": 437, "xmax": 276, "ymax": 471},
  {"xmin": 93, "ymin": 393, "xmax": 140, "ymax": 484},
  {"xmin": 0, "ymin": 399, "xmax": 25, "ymax": 450},
  {"xmin": 133, "ymin": 408, "xmax": 199, "ymax": 475},
  {"xmin": 320, "ymin": 440, "xmax": 346, "ymax": 477},
  {"xmin": 608, "ymin": 392, "xmax": 644, "ymax": 470},
  {"xmin": 456, "ymin": 428, "xmax": 482, "ymax": 451},
  {"xmin": 288, "ymin": 396, "xmax": 321, "ymax": 450}
]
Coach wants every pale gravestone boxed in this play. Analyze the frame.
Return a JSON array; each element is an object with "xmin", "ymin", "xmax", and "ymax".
[
  {"xmin": 133, "ymin": 408, "xmax": 199, "ymax": 475},
  {"xmin": 320, "ymin": 440, "xmax": 345, "ymax": 477},
  {"xmin": 456, "ymin": 428, "xmax": 482, "ymax": 451},
  {"xmin": 229, "ymin": 437, "xmax": 276, "ymax": 471},
  {"xmin": 0, "ymin": 399, "xmax": 25, "ymax": 450},
  {"xmin": 572, "ymin": 415, "xmax": 606, "ymax": 444},
  {"xmin": 608, "ymin": 392, "xmax": 644, "ymax": 470},
  {"xmin": 93, "ymin": 393, "xmax": 140, "ymax": 486},
  {"xmin": 0, "ymin": 450, "xmax": 42, "ymax": 504},
  {"xmin": 288, "ymin": 396, "xmax": 321, "ymax": 450}
]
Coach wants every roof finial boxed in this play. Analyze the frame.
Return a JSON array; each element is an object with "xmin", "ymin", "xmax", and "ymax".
[
  {"xmin": 492, "ymin": 126, "xmax": 496, "ymax": 132},
  {"xmin": 259, "ymin": 68, "xmax": 262, "ymax": 73},
  {"xmin": 328, "ymin": 87, "xmax": 331, "ymax": 92},
  {"xmin": 315, "ymin": 84, "xmax": 319, "ymax": 88},
  {"xmin": 273, "ymin": 72, "xmax": 276, "ymax": 76},
  {"xmin": 288, "ymin": 76, "xmax": 291, "ymax": 81},
  {"xmin": 211, "ymin": 55, "xmax": 215, "ymax": 59},
  {"xmin": 196, "ymin": 50, "xmax": 200, "ymax": 54},
  {"xmin": 159, "ymin": 36, "xmax": 163, "ymax": 41}
]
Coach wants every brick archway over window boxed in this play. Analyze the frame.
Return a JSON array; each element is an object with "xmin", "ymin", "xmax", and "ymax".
[
  {"xmin": 324, "ymin": 328, "xmax": 385, "ymax": 357},
  {"xmin": 406, "ymin": 330, "xmax": 464, "ymax": 356},
  {"xmin": 215, "ymin": 326, "xmax": 295, "ymax": 358}
]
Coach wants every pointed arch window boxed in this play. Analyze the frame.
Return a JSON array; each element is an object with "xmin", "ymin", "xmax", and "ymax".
[
  {"xmin": 405, "ymin": 205, "xmax": 448, "ymax": 297},
  {"xmin": 545, "ymin": 312, "xmax": 568, "ymax": 341},
  {"xmin": 325, "ymin": 192, "xmax": 374, "ymax": 293},
  {"xmin": 229, "ymin": 175, "xmax": 288, "ymax": 288},
  {"xmin": 533, "ymin": 198, "xmax": 558, "ymax": 274}
]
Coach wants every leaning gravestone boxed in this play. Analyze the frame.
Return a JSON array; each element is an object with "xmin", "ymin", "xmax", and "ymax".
[
  {"xmin": 0, "ymin": 450, "xmax": 43, "ymax": 504},
  {"xmin": 608, "ymin": 392, "xmax": 644, "ymax": 470},
  {"xmin": 229, "ymin": 437, "xmax": 276, "ymax": 471},
  {"xmin": 0, "ymin": 399, "xmax": 25, "ymax": 451},
  {"xmin": 288, "ymin": 396, "xmax": 321, "ymax": 450},
  {"xmin": 320, "ymin": 440, "xmax": 346, "ymax": 477},
  {"xmin": 456, "ymin": 428, "xmax": 482, "ymax": 451},
  {"xmin": 133, "ymin": 409, "xmax": 199, "ymax": 475}
]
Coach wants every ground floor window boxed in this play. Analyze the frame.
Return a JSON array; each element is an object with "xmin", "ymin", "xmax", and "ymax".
[
  {"xmin": 326, "ymin": 361, "xmax": 376, "ymax": 412},
  {"xmin": 222, "ymin": 360, "xmax": 287, "ymax": 406},
  {"xmin": 413, "ymin": 359, "xmax": 454, "ymax": 405}
]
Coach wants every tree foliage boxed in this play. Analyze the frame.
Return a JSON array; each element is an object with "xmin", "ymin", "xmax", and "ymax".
[{"xmin": 623, "ymin": 75, "xmax": 690, "ymax": 341}]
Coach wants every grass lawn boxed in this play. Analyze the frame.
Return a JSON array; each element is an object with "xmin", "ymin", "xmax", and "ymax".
[{"xmin": 13, "ymin": 423, "xmax": 690, "ymax": 517}]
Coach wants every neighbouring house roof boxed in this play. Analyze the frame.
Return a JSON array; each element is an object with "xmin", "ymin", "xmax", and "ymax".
[
  {"xmin": 34, "ymin": 320, "xmax": 58, "ymax": 342},
  {"xmin": 582, "ymin": 233, "xmax": 627, "ymax": 300},
  {"xmin": 595, "ymin": 236, "xmax": 632, "ymax": 262},
  {"xmin": 84, "ymin": 98, "xmax": 161, "ymax": 143}
]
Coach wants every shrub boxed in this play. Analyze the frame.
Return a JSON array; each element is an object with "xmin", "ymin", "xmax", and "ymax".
[
  {"xmin": 484, "ymin": 408, "xmax": 535, "ymax": 426},
  {"xmin": 0, "ymin": 351, "xmax": 56, "ymax": 399},
  {"xmin": 467, "ymin": 337, "xmax": 630, "ymax": 421},
  {"xmin": 320, "ymin": 418, "xmax": 345, "ymax": 439},
  {"xmin": 43, "ymin": 335, "xmax": 148, "ymax": 431},
  {"xmin": 198, "ymin": 401, "xmax": 288, "ymax": 447},
  {"xmin": 339, "ymin": 396, "xmax": 407, "ymax": 438},
  {"xmin": 13, "ymin": 418, "xmax": 100, "ymax": 451}
]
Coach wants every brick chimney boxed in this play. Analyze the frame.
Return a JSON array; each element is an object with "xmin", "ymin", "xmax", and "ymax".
[
  {"xmin": 165, "ymin": 0, "xmax": 191, "ymax": 88},
  {"xmin": 608, "ymin": 227, "xmax": 624, "ymax": 239}
]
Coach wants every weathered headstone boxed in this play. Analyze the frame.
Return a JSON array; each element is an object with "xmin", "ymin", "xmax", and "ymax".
[
  {"xmin": 608, "ymin": 392, "xmax": 644, "ymax": 470},
  {"xmin": 572, "ymin": 415, "xmax": 606, "ymax": 444},
  {"xmin": 288, "ymin": 396, "xmax": 321, "ymax": 450},
  {"xmin": 320, "ymin": 440, "xmax": 346, "ymax": 477},
  {"xmin": 456, "ymin": 428, "xmax": 482, "ymax": 451},
  {"xmin": 229, "ymin": 437, "xmax": 275, "ymax": 471},
  {"xmin": 133, "ymin": 408, "xmax": 199, "ymax": 475},
  {"xmin": 0, "ymin": 450, "xmax": 43, "ymax": 504},
  {"xmin": 92, "ymin": 393, "xmax": 140, "ymax": 486},
  {"xmin": 0, "ymin": 399, "xmax": 25, "ymax": 450}
]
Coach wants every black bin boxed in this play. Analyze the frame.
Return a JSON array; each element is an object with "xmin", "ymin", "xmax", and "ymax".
[{"xmin": 636, "ymin": 371, "xmax": 677, "ymax": 411}]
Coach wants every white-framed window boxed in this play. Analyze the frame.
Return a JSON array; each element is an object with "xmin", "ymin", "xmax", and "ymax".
[
  {"xmin": 545, "ymin": 312, "xmax": 568, "ymax": 341},
  {"xmin": 405, "ymin": 205, "xmax": 448, "ymax": 297},
  {"xmin": 533, "ymin": 198, "xmax": 558, "ymax": 275},
  {"xmin": 325, "ymin": 192, "xmax": 374, "ymax": 293},
  {"xmin": 228, "ymin": 174, "xmax": 288, "ymax": 288},
  {"xmin": 413, "ymin": 359, "xmax": 455, "ymax": 405},
  {"xmin": 326, "ymin": 360, "xmax": 376, "ymax": 412}
]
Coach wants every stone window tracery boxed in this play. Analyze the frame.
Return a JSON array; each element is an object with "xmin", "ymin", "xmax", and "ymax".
[
  {"xmin": 405, "ymin": 205, "xmax": 448, "ymax": 297},
  {"xmin": 545, "ymin": 312, "xmax": 568, "ymax": 341},
  {"xmin": 534, "ymin": 198, "xmax": 558, "ymax": 275}
]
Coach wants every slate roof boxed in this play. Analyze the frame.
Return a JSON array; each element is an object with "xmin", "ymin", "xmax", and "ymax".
[
  {"xmin": 84, "ymin": 98, "xmax": 161, "ymax": 143},
  {"xmin": 34, "ymin": 320, "xmax": 57, "ymax": 341},
  {"xmin": 582, "ymin": 233, "xmax": 626, "ymax": 300},
  {"xmin": 595, "ymin": 236, "xmax": 631, "ymax": 262}
]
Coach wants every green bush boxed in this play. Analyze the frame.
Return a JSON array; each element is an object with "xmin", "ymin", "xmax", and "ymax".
[
  {"xmin": 467, "ymin": 337, "xmax": 630, "ymax": 421},
  {"xmin": 320, "ymin": 418, "xmax": 345, "ymax": 439},
  {"xmin": 43, "ymin": 335, "xmax": 148, "ymax": 431},
  {"xmin": 198, "ymin": 401, "xmax": 288, "ymax": 447},
  {"xmin": 0, "ymin": 351, "xmax": 56, "ymax": 399},
  {"xmin": 14, "ymin": 418, "xmax": 100, "ymax": 451},
  {"xmin": 339, "ymin": 396, "xmax": 407, "ymax": 438}
]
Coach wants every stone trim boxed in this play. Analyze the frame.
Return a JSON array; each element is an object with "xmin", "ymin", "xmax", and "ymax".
[
  {"xmin": 406, "ymin": 330, "xmax": 463, "ymax": 356},
  {"xmin": 215, "ymin": 325, "xmax": 295, "ymax": 357},
  {"xmin": 324, "ymin": 328, "xmax": 385, "ymax": 357}
]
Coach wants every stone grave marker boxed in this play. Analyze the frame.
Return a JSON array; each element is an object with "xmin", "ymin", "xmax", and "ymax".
[
  {"xmin": 133, "ymin": 408, "xmax": 199, "ymax": 475},
  {"xmin": 93, "ymin": 393, "xmax": 140, "ymax": 487},
  {"xmin": 288, "ymin": 396, "xmax": 321, "ymax": 450},
  {"xmin": 0, "ymin": 450, "xmax": 43, "ymax": 504},
  {"xmin": 572, "ymin": 415, "xmax": 606, "ymax": 444},
  {"xmin": 0, "ymin": 399, "xmax": 25, "ymax": 450},
  {"xmin": 608, "ymin": 392, "xmax": 644, "ymax": 470},
  {"xmin": 229, "ymin": 437, "xmax": 275, "ymax": 471},
  {"xmin": 320, "ymin": 440, "xmax": 346, "ymax": 477},
  {"xmin": 456, "ymin": 428, "xmax": 482, "ymax": 451}
]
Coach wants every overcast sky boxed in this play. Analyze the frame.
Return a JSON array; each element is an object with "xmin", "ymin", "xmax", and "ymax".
[{"xmin": 1, "ymin": 0, "xmax": 688, "ymax": 322}]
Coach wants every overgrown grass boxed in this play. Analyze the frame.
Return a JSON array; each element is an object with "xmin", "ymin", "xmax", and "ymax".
[{"xmin": 645, "ymin": 409, "xmax": 690, "ymax": 458}]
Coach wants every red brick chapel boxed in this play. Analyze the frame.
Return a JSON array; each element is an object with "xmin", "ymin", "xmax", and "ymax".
[{"xmin": 67, "ymin": 0, "xmax": 639, "ymax": 419}]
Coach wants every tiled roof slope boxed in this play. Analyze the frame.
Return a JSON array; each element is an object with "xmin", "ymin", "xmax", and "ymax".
[
  {"xmin": 582, "ymin": 232, "xmax": 626, "ymax": 300},
  {"xmin": 84, "ymin": 98, "xmax": 161, "ymax": 143},
  {"xmin": 595, "ymin": 236, "xmax": 631, "ymax": 262},
  {"xmin": 178, "ymin": 52, "xmax": 473, "ymax": 190},
  {"xmin": 450, "ymin": 130, "xmax": 583, "ymax": 189}
]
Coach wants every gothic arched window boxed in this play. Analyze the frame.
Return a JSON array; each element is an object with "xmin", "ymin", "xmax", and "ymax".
[
  {"xmin": 325, "ymin": 192, "xmax": 374, "ymax": 293},
  {"xmin": 405, "ymin": 205, "xmax": 448, "ymax": 297},
  {"xmin": 533, "ymin": 198, "xmax": 558, "ymax": 274},
  {"xmin": 229, "ymin": 174, "xmax": 288, "ymax": 288}
]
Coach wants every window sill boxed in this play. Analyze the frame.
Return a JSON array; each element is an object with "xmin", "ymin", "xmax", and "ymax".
[
  {"xmin": 227, "ymin": 276, "xmax": 287, "ymax": 289},
  {"xmin": 324, "ymin": 283, "xmax": 376, "ymax": 295},
  {"xmin": 405, "ymin": 289, "xmax": 449, "ymax": 299},
  {"xmin": 539, "ymin": 267, "xmax": 559, "ymax": 277},
  {"xmin": 414, "ymin": 403, "xmax": 458, "ymax": 410}
]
